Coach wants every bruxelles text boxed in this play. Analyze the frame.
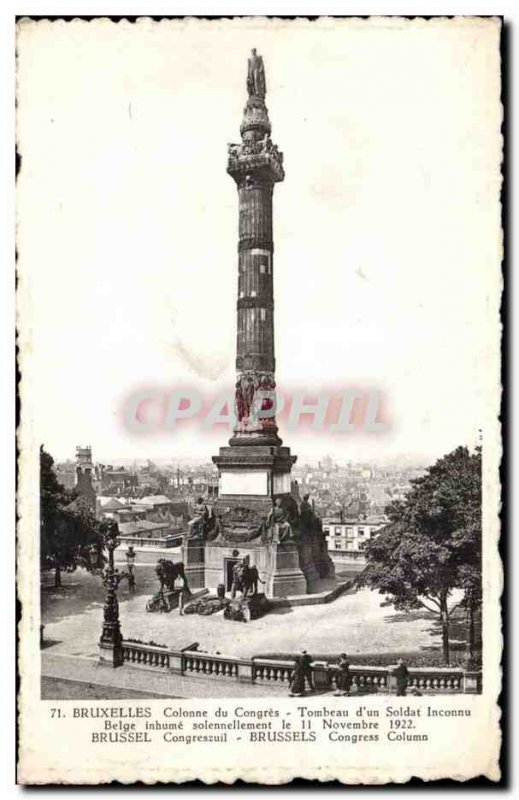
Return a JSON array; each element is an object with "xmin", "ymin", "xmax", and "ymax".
[{"xmin": 71, "ymin": 704, "xmax": 470, "ymax": 745}]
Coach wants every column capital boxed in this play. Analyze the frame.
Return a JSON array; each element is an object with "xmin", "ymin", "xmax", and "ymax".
[{"xmin": 227, "ymin": 142, "xmax": 284, "ymax": 186}]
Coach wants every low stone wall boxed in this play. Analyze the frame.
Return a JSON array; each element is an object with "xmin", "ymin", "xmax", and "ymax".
[
  {"xmin": 330, "ymin": 551, "xmax": 366, "ymax": 564},
  {"xmin": 118, "ymin": 640, "xmax": 482, "ymax": 694},
  {"xmin": 118, "ymin": 534, "xmax": 182, "ymax": 549}
]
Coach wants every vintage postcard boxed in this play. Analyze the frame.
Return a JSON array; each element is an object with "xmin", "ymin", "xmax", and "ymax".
[{"xmin": 17, "ymin": 16, "xmax": 503, "ymax": 784}]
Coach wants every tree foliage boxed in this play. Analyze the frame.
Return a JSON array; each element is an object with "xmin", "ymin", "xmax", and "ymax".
[
  {"xmin": 40, "ymin": 446, "xmax": 105, "ymax": 585},
  {"xmin": 361, "ymin": 446, "xmax": 482, "ymax": 664}
]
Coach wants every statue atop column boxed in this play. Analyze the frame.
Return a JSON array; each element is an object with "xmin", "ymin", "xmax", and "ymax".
[{"xmin": 247, "ymin": 48, "xmax": 266, "ymax": 99}]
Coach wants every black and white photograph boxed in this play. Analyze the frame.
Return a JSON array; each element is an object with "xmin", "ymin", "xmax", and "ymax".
[{"xmin": 16, "ymin": 15, "xmax": 502, "ymax": 785}]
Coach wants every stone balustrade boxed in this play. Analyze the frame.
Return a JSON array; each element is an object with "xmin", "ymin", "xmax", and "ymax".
[
  {"xmin": 118, "ymin": 534, "xmax": 182, "ymax": 549},
  {"xmin": 349, "ymin": 665, "xmax": 390, "ymax": 692},
  {"xmin": 252, "ymin": 658, "xmax": 295, "ymax": 684},
  {"xmin": 406, "ymin": 667, "xmax": 464, "ymax": 693},
  {"xmin": 183, "ymin": 651, "xmax": 239, "ymax": 679},
  {"xmin": 122, "ymin": 641, "xmax": 171, "ymax": 669},
  {"xmin": 327, "ymin": 664, "xmax": 466, "ymax": 694},
  {"xmin": 120, "ymin": 639, "xmax": 481, "ymax": 694}
]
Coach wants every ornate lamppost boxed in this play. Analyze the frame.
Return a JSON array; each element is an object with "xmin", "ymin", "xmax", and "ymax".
[{"xmin": 98, "ymin": 520, "xmax": 124, "ymax": 667}]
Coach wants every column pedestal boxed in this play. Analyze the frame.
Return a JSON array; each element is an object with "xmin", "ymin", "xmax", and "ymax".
[{"xmin": 212, "ymin": 443, "xmax": 296, "ymax": 516}]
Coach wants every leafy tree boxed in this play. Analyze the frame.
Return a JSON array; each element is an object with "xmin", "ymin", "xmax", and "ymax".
[
  {"xmin": 40, "ymin": 446, "xmax": 105, "ymax": 586},
  {"xmin": 451, "ymin": 446, "xmax": 482, "ymax": 666},
  {"xmin": 361, "ymin": 446, "xmax": 482, "ymax": 665}
]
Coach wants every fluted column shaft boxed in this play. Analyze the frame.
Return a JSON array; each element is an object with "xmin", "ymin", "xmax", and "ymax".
[{"xmin": 237, "ymin": 182, "xmax": 274, "ymax": 373}]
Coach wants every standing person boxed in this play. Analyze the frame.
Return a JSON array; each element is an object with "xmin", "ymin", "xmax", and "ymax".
[
  {"xmin": 300, "ymin": 650, "xmax": 315, "ymax": 693},
  {"xmin": 335, "ymin": 653, "xmax": 351, "ymax": 697},
  {"xmin": 393, "ymin": 659, "xmax": 410, "ymax": 696},
  {"xmin": 288, "ymin": 657, "xmax": 305, "ymax": 697},
  {"xmin": 178, "ymin": 588, "xmax": 186, "ymax": 616},
  {"xmin": 127, "ymin": 571, "xmax": 136, "ymax": 594}
]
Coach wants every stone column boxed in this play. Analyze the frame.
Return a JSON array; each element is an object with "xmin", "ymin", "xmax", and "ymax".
[
  {"xmin": 227, "ymin": 53, "xmax": 285, "ymax": 448},
  {"xmin": 211, "ymin": 53, "xmax": 302, "ymax": 586}
]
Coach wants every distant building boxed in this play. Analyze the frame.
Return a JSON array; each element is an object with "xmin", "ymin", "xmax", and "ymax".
[
  {"xmin": 100, "ymin": 466, "xmax": 139, "ymax": 493},
  {"xmin": 54, "ymin": 460, "xmax": 76, "ymax": 490},
  {"xmin": 96, "ymin": 493, "xmax": 188, "ymax": 544},
  {"xmin": 118, "ymin": 519, "xmax": 169, "ymax": 538},
  {"xmin": 322, "ymin": 516, "xmax": 386, "ymax": 559},
  {"xmin": 96, "ymin": 496, "xmax": 127, "ymax": 520},
  {"xmin": 388, "ymin": 483, "xmax": 412, "ymax": 502},
  {"xmin": 75, "ymin": 446, "xmax": 96, "ymax": 509},
  {"xmin": 117, "ymin": 519, "xmax": 182, "ymax": 549}
]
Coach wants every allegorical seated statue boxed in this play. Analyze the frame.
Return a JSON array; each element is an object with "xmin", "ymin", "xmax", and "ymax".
[
  {"xmin": 266, "ymin": 497, "xmax": 299, "ymax": 544},
  {"xmin": 186, "ymin": 496, "xmax": 218, "ymax": 542}
]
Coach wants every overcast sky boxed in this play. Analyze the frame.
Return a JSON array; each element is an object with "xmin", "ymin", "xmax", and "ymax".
[{"xmin": 17, "ymin": 17, "xmax": 501, "ymax": 465}]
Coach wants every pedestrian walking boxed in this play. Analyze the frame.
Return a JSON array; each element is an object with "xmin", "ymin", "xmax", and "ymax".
[
  {"xmin": 300, "ymin": 650, "xmax": 315, "ymax": 693},
  {"xmin": 288, "ymin": 657, "xmax": 305, "ymax": 697}
]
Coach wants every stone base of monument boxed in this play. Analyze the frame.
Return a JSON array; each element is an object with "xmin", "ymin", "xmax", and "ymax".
[
  {"xmin": 298, "ymin": 531, "xmax": 335, "ymax": 590},
  {"xmin": 181, "ymin": 541, "xmax": 205, "ymax": 590},
  {"xmin": 266, "ymin": 543, "xmax": 307, "ymax": 598},
  {"xmin": 212, "ymin": 443, "xmax": 297, "ymax": 518},
  {"xmin": 298, "ymin": 559, "xmax": 320, "ymax": 589},
  {"xmin": 204, "ymin": 539, "xmax": 270, "ymax": 592},
  {"xmin": 311, "ymin": 538, "xmax": 336, "ymax": 580},
  {"xmin": 223, "ymin": 593, "xmax": 271, "ymax": 622}
]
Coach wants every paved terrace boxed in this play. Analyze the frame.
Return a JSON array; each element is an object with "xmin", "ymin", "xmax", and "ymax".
[{"xmin": 41, "ymin": 564, "xmax": 447, "ymax": 661}]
